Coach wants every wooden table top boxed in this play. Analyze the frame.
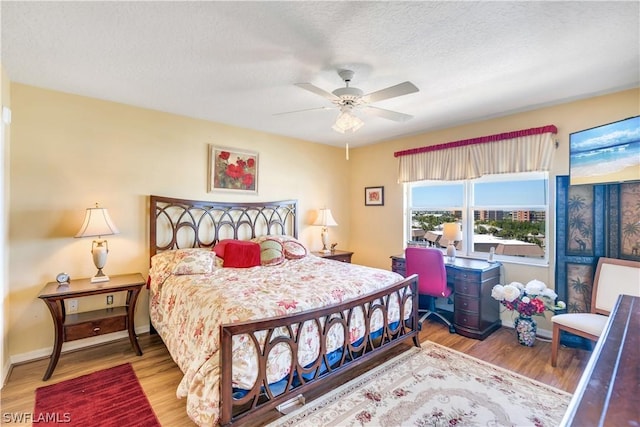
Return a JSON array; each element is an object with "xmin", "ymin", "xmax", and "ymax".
[
  {"xmin": 38, "ymin": 273, "xmax": 145, "ymax": 299},
  {"xmin": 561, "ymin": 294, "xmax": 639, "ymax": 426}
]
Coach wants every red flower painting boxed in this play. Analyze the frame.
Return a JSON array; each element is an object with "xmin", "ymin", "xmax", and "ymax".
[{"xmin": 211, "ymin": 146, "xmax": 258, "ymax": 192}]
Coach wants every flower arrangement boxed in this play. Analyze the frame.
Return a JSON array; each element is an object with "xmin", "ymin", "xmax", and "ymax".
[
  {"xmin": 491, "ymin": 280, "xmax": 566, "ymax": 317},
  {"xmin": 214, "ymin": 150, "xmax": 256, "ymax": 191}
]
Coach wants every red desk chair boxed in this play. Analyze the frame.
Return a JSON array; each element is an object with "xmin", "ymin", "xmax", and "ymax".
[{"xmin": 405, "ymin": 247, "xmax": 456, "ymax": 333}]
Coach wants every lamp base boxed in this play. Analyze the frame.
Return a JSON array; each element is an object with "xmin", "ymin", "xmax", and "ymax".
[
  {"xmin": 91, "ymin": 275, "xmax": 110, "ymax": 283},
  {"xmin": 446, "ymin": 244, "xmax": 456, "ymax": 263},
  {"xmin": 321, "ymin": 228, "xmax": 331, "ymax": 254},
  {"xmin": 91, "ymin": 241, "xmax": 110, "ymax": 283},
  {"xmin": 91, "ymin": 269, "xmax": 110, "ymax": 283}
]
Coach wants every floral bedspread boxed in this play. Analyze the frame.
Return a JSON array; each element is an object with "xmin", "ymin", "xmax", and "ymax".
[{"xmin": 148, "ymin": 248, "xmax": 407, "ymax": 427}]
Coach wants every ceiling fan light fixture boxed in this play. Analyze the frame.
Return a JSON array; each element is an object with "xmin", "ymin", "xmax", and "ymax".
[
  {"xmin": 332, "ymin": 108, "xmax": 364, "ymax": 134},
  {"xmin": 290, "ymin": 69, "xmax": 418, "ymax": 134}
]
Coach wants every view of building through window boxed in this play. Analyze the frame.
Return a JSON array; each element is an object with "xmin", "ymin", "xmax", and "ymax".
[{"xmin": 407, "ymin": 172, "xmax": 549, "ymax": 263}]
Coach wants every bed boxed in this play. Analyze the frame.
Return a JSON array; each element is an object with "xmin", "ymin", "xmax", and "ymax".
[{"xmin": 148, "ymin": 195, "xmax": 420, "ymax": 426}]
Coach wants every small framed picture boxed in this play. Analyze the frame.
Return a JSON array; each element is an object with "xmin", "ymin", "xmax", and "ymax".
[
  {"xmin": 364, "ymin": 186, "xmax": 384, "ymax": 206},
  {"xmin": 208, "ymin": 145, "xmax": 258, "ymax": 193}
]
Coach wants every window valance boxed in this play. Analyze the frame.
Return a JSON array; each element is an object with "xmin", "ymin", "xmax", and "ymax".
[{"xmin": 396, "ymin": 125, "xmax": 557, "ymax": 182}]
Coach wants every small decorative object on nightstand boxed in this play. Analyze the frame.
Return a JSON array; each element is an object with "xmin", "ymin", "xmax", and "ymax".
[
  {"xmin": 56, "ymin": 272, "xmax": 70, "ymax": 285},
  {"xmin": 312, "ymin": 249, "xmax": 354, "ymax": 263},
  {"xmin": 38, "ymin": 273, "xmax": 145, "ymax": 380}
]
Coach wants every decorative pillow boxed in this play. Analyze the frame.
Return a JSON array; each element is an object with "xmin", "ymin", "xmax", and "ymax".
[
  {"xmin": 223, "ymin": 240, "xmax": 261, "ymax": 268},
  {"xmin": 259, "ymin": 238, "xmax": 285, "ymax": 266},
  {"xmin": 250, "ymin": 235, "xmax": 272, "ymax": 244},
  {"xmin": 213, "ymin": 239, "xmax": 236, "ymax": 259},
  {"xmin": 171, "ymin": 249, "xmax": 216, "ymax": 275},
  {"xmin": 283, "ymin": 239, "xmax": 307, "ymax": 259}
]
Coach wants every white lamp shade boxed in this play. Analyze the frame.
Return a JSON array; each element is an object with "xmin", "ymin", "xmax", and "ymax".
[
  {"xmin": 442, "ymin": 222, "xmax": 462, "ymax": 242},
  {"xmin": 75, "ymin": 207, "xmax": 119, "ymax": 238},
  {"xmin": 312, "ymin": 209, "xmax": 338, "ymax": 227}
]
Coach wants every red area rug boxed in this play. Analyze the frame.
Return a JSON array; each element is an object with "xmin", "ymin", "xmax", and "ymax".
[{"xmin": 33, "ymin": 363, "xmax": 160, "ymax": 427}]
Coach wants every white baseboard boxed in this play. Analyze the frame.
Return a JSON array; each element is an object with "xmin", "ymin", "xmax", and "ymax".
[
  {"xmin": 8, "ymin": 324, "xmax": 150, "ymax": 366},
  {"xmin": 1, "ymin": 358, "xmax": 10, "ymax": 388}
]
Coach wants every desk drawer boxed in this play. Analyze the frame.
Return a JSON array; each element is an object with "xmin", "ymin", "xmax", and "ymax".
[
  {"xmin": 455, "ymin": 281, "xmax": 480, "ymax": 297},
  {"xmin": 454, "ymin": 311, "xmax": 480, "ymax": 329},
  {"xmin": 329, "ymin": 253, "xmax": 352, "ymax": 263},
  {"xmin": 454, "ymin": 267, "xmax": 500, "ymax": 283},
  {"xmin": 391, "ymin": 259, "xmax": 406, "ymax": 277},
  {"xmin": 64, "ymin": 316, "xmax": 126, "ymax": 341},
  {"xmin": 455, "ymin": 295, "xmax": 479, "ymax": 313},
  {"xmin": 454, "ymin": 269, "xmax": 481, "ymax": 283}
]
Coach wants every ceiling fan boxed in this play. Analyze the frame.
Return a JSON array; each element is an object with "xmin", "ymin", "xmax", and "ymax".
[{"xmin": 280, "ymin": 69, "xmax": 419, "ymax": 134}]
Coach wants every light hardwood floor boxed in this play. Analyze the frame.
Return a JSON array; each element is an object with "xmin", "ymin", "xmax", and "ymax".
[{"xmin": 1, "ymin": 320, "xmax": 590, "ymax": 426}]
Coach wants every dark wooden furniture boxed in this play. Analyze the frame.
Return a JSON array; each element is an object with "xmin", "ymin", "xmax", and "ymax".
[
  {"xmin": 561, "ymin": 294, "xmax": 639, "ymax": 426},
  {"xmin": 149, "ymin": 195, "xmax": 420, "ymax": 426},
  {"xmin": 312, "ymin": 249, "xmax": 353, "ymax": 263},
  {"xmin": 391, "ymin": 255, "xmax": 501, "ymax": 340},
  {"xmin": 38, "ymin": 273, "xmax": 145, "ymax": 380}
]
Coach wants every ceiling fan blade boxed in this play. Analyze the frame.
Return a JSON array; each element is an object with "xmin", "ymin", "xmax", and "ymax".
[
  {"xmin": 362, "ymin": 106, "xmax": 413, "ymax": 122},
  {"xmin": 363, "ymin": 81, "xmax": 419, "ymax": 103},
  {"xmin": 295, "ymin": 83, "xmax": 340, "ymax": 101},
  {"xmin": 273, "ymin": 106, "xmax": 335, "ymax": 116}
]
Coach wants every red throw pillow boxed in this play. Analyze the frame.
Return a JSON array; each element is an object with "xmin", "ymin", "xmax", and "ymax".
[
  {"xmin": 220, "ymin": 240, "xmax": 261, "ymax": 268},
  {"xmin": 213, "ymin": 239, "xmax": 235, "ymax": 259}
]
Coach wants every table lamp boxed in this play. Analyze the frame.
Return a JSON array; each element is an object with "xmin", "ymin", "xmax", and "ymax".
[
  {"xmin": 312, "ymin": 208, "xmax": 338, "ymax": 253},
  {"xmin": 442, "ymin": 222, "xmax": 462, "ymax": 263},
  {"xmin": 75, "ymin": 203, "xmax": 119, "ymax": 283}
]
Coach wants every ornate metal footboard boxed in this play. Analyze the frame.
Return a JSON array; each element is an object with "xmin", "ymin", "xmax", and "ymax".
[
  {"xmin": 219, "ymin": 274, "xmax": 420, "ymax": 426},
  {"xmin": 149, "ymin": 195, "xmax": 421, "ymax": 426}
]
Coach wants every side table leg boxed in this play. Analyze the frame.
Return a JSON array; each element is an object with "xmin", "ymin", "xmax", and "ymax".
[
  {"xmin": 126, "ymin": 288, "xmax": 143, "ymax": 356},
  {"xmin": 42, "ymin": 299, "xmax": 64, "ymax": 381}
]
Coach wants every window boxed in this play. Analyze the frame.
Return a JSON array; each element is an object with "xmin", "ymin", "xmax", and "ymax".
[{"xmin": 406, "ymin": 172, "xmax": 549, "ymax": 265}]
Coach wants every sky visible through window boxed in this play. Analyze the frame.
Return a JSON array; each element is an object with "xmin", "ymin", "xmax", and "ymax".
[
  {"xmin": 409, "ymin": 175, "xmax": 549, "ymax": 261},
  {"xmin": 412, "ymin": 179, "xmax": 546, "ymax": 208}
]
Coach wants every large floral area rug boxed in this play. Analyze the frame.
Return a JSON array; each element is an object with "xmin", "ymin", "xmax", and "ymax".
[{"xmin": 271, "ymin": 341, "xmax": 571, "ymax": 427}]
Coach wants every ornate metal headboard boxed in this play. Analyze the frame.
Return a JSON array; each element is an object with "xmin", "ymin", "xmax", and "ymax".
[{"xmin": 149, "ymin": 195, "xmax": 298, "ymax": 258}]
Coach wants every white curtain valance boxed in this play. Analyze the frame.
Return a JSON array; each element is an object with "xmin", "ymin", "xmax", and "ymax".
[{"xmin": 396, "ymin": 125, "xmax": 557, "ymax": 183}]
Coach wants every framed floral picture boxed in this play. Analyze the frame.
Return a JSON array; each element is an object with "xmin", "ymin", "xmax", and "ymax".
[
  {"xmin": 364, "ymin": 186, "xmax": 384, "ymax": 206},
  {"xmin": 208, "ymin": 145, "xmax": 258, "ymax": 193}
]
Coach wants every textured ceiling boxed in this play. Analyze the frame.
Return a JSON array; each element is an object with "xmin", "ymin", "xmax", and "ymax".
[{"xmin": 2, "ymin": 1, "xmax": 639, "ymax": 147}]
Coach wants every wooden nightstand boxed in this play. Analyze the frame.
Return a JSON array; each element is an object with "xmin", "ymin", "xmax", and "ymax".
[
  {"xmin": 312, "ymin": 250, "xmax": 354, "ymax": 263},
  {"xmin": 38, "ymin": 273, "xmax": 145, "ymax": 380}
]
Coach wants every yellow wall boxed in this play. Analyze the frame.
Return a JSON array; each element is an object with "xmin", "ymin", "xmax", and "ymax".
[
  {"xmin": 349, "ymin": 88, "xmax": 639, "ymax": 329},
  {"xmin": 6, "ymin": 81, "xmax": 640, "ymax": 362},
  {"xmin": 1, "ymin": 64, "xmax": 11, "ymax": 380},
  {"xmin": 8, "ymin": 83, "xmax": 350, "ymax": 358}
]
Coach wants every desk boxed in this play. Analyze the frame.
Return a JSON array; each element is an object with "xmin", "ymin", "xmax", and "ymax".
[
  {"xmin": 560, "ymin": 294, "xmax": 639, "ymax": 426},
  {"xmin": 391, "ymin": 255, "xmax": 501, "ymax": 340}
]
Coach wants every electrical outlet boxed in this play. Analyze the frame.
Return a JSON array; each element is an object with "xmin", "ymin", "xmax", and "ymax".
[
  {"xmin": 106, "ymin": 295, "xmax": 114, "ymax": 306},
  {"xmin": 68, "ymin": 299, "xmax": 78, "ymax": 313}
]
